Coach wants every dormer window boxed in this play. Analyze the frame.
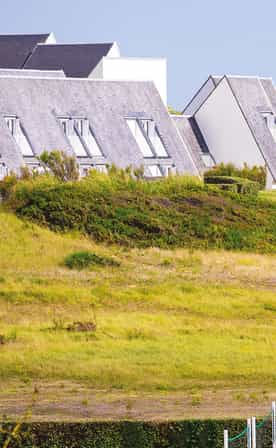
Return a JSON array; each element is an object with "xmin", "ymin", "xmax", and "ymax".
[
  {"xmin": 126, "ymin": 118, "xmax": 169, "ymax": 158},
  {"xmin": 59, "ymin": 117, "xmax": 103, "ymax": 158},
  {"xmin": 0, "ymin": 162, "xmax": 8, "ymax": 180},
  {"xmin": 262, "ymin": 112, "xmax": 276, "ymax": 142},
  {"xmin": 140, "ymin": 119, "xmax": 169, "ymax": 157},
  {"xmin": 126, "ymin": 118, "xmax": 154, "ymax": 157},
  {"xmin": 5, "ymin": 116, "xmax": 34, "ymax": 157}
]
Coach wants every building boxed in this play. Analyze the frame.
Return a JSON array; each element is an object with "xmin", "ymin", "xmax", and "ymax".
[
  {"xmin": 182, "ymin": 75, "xmax": 276, "ymax": 189},
  {"xmin": 0, "ymin": 34, "xmax": 199, "ymax": 180},
  {"xmin": 0, "ymin": 32, "xmax": 167, "ymax": 104}
]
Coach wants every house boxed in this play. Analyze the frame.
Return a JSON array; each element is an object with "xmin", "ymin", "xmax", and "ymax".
[
  {"xmin": 0, "ymin": 33, "xmax": 200, "ymax": 180},
  {"xmin": 0, "ymin": 33, "xmax": 167, "ymax": 104},
  {"xmin": 0, "ymin": 71, "xmax": 199, "ymax": 180},
  {"xmin": 182, "ymin": 75, "xmax": 276, "ymax": 189}
]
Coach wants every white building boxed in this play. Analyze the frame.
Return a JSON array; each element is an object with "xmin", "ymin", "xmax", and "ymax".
[{"xmin": 181, "ymin": 75, "xmax": 276, "ymax": 189}]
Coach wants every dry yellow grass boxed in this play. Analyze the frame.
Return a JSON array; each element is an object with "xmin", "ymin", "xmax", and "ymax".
[{"xmin": 1, "ymin": 208, "xmax": 276, "ymax": 398}]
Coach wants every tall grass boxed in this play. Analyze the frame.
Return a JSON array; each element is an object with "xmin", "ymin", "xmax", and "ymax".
[{"xmin": 1, "ymin": 210, "xmax": 276, "ymax": 391}]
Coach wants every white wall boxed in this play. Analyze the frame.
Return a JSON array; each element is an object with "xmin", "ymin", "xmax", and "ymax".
[
  {"xmin": 195, "ymin": 77, "xmax": 265, "ymax": 168},
  {"xmin": 91, "ymin": 57, "xmax": 167, "ymax": 105},
  {"xmin": 45, "ymin": 32, "xmax": 56, "ymax": 44},
  {"xmin": 107, "ymin": 42, "xmax": 121, "ymax": 58}
]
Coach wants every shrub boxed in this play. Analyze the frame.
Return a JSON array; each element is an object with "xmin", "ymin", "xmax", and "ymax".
[
  {"xmin": 0, "ymin": 419, "xmax": 271, "ymax": 448},
  {"xmin": 0, "ymin": 173, "xmax": 18, "ymax": 200},
  {"xmin": 4, "ymin": 171, "xmax": 276, "ymax": 253},
  {"xmin": 64, "ymin": 251, "xmax": 120, "ymax": 270},
  {"xmin": 38, "ymin": 150, "xmax": 79, "ymax": 182},
  {"xmin": 204, "ymin": 176, "xmax": 260, "ymax": 196},
  {"xmin": 204, "ymin": 162, "xmax": 266, "ymax": 188}
]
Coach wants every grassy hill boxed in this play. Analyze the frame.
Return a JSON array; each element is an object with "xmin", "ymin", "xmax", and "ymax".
[
  {"xmin": 1, "ymin": 182, "xmax": 276, "ymax": 419},
  {"xmin": 5, "ymin": 171, "xmax": 276, "ymax": 253}
]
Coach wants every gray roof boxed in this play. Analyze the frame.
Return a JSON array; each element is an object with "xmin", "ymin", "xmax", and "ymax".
[
  {"xmin": 0, "ymin": 75, "xmax": 199, "ymax": 175},
  {"xmin": 224, "ymin": 76, "xmax": 276, "ymax": 180},
  {"xmin": 172, "ymin": 115, "xmax": 205, "ymax": 173},
  {"xmin": 24, "ymin": 43, "xmax": 114, "ymax": 77},
  {"xmin": 0, "ymin": 68, "xmax": 65, "ymax": 78},
  {"xmin": 0, "ymin": 34, "xmax": 51, "ymax": 69}
]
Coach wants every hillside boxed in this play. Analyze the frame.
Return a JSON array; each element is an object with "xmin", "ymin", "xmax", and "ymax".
[
  {"xmin": 1, "ymin": 195, "xmax": 276, "ymax": 420},
  {"xmin": 4, "ymin": 171, "xmax": 276, "ymax": 253}
]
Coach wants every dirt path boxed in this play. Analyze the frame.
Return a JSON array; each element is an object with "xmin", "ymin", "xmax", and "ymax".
[{"xmin": 0, "ymin": 382, "xmax": 275, "ymax": 422}]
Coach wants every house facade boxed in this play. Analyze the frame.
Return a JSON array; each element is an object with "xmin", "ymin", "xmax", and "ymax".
[
  {"xmin": 182, "ymin": 75, "xmax": 276, "ymax": 189},
  {"xmin": 0, "ymin": 33, "xmax": 199, "ymax": 180}
]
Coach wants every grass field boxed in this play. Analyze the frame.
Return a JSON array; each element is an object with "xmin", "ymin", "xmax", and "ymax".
[{"xmin": 1, "ymin": 196, "xmax": 276, "ymax": 419}]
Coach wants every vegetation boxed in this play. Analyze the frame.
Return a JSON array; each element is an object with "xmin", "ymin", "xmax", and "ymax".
[
  {"xmin": 2, "ymin": 169, "xmax": 276, "ymax": 253},
  {"xmin": 64, "ymin": 250, "xmax": 120, "ymax": 270},
  {"xmin": 38, "ymin": 150, "xmax": 79, "ymax": 182},
  {"xmin": 204, "ymin": 162, "xmax": 266, "ymax": 188},
  {"xmin": 204, "ymin": 175, "xmax": 261, "ymax": 195},
  {"xmin": 168, "ymin": 106, "xmax": 182, "ymax": 115},
  {"xmin": 1, "ymin": 205, "xmax": 276, "ymax": 398},
  {"xmin": 0, "ymin": 419, "xmax": 265, "ymax": 448}
]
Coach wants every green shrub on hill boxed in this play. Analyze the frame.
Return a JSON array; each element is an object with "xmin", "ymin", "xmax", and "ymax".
[
  {"xmin": 3, "ymin": 170, "xmax": 276, "ymax": 253},
  {"xmin": 64, "ymin": 251, "xmax": 120, "ymax": 270},
  {"xmin": 204, "ymin": 162, "xmax": 266, "ymax": 188},
  {"xmin": 204, "ymin": 175, "xmax": 260, "ymax": 196}
]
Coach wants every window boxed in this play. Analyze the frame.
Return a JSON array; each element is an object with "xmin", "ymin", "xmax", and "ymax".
[
  {"xmin": 126, "ymin": 118, "xmax": 169, "ymax": 158},
  {"xmin": 201, "ymin": 153, "xmax": 215, "ymax": 168},
  {"xmin": 162, "ymin": 165, "xmax": 176, "ymax": 177},
  {"xmin": 59, "ymin": 118, "xmax": 87, "ymax": 157},
  {"xmin": 140, "ymin": 119, "xmax": 169, "ymax": 157},
  {"xmin": 262, "ymin": 113, "xmax": 276, "ymax": 142},
  {"xmin": 145, "ymin": 165, "xmax": 163, "ymax": 178},
  {"xmin": 59, "ymin": 118, "xmax": 103, "ymax": 158},
  {"xmin": 94, "ymin": 164, "xmax": 107, "ymax": 173},
  {"xmin": 0, "ymin": 162, "xmax": 8, "ymax": 180},
  {"xmin": 74, "ymin": 119, "xmax": 103, "ymax": 156},
  {"xmin": 126, "ymin": 119, "xmax": 154, "ymax": 157},
  {"xmin": 5, "ymin": 116, "xmax": 34, "ymax": 157}
]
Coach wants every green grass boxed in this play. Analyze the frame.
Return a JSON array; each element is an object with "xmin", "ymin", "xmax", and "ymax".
[
  {"xmin": 2, "ymin": 207, "xmax": 276, "ymax": 393},
  {"xmin": 6, "ymin": 172, "xmax": 276, "ymax": 253}
]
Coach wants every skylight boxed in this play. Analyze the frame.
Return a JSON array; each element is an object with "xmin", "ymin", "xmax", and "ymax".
[
  {"xmin": 59, "ymin": 118, "xmax": 87, "ymax": 157},
  {"xmin": 74, "ymin": 119, "xmax": 103, "ymax": 157},
  {"xmin": 140, "ymin": 119, "xmax": 169, "ymax": 157},
  {"xmin": 60, "ymin": 118, "xmax": 103, "ymax": 158},
  {"xmin": 126, "ymin": 118, "xmax": 154, "ymax": 158},
  {"xmin": 126, "ymin": 118, "xmax": 169, "ymax": 158},
  {"xmin": 5, "ymin": 116, "xmax": 34, "ymax": 157}
]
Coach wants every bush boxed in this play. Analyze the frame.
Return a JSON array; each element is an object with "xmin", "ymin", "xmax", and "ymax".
[
  {"xmin": 4, "ymin": 171, "xmax": 276, "ymax": 253},
  {"xmin": 204, "ymin": 163, "xmax": 266, "ymax": 188},
  {"xmin": 38, "ymin": 150, "xmax": 79, "ymax": 182},
  {"xmin": 204, "ymin": 176, "xmax": 260, "ymax": 196},
  {"xmin": 0, "ymin": 419, "xmax": 271, "ymax": 448},
  {"xmin": 64, "ymin": 251, "xmax": 120, "ymax": 270}
]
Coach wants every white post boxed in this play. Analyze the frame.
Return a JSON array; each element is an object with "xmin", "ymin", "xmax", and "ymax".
[
  {"xmin": 248, "ymin": 418, "xmax": 252, "ymax": 448},
  {"xmin": 252, "ymin": 417, "xmax": 256, "ymax": 448},
  {"xmin": 272, "ymin": 401, "xmax": 276, "ymax": 448},
  {"xmin": 224, "ymin": 430, "xmax": 229, "ymax": 448}
]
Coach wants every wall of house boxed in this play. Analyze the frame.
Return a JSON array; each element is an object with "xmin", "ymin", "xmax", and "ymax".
[
  {"xmin": 106, "ymin": 42, "xmax": 121, "ymax": 58},
  {"xmin": 194, "ymin": 77, "xmax": 265, "ymax": 168},
  {"xmin": 91, "ymin": 57, "xmax": 167, "ymax": 105}
]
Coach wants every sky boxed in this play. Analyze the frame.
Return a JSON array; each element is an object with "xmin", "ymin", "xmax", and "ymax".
[{"xmin": 2, "ymin": 0, "xmax": 276, "ymax": 109}]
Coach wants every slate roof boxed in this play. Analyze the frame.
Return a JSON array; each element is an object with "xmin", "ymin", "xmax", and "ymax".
[
  {"xmin": 172, "ymin": 115, "xmax": 205, "ymax": 173},
  {"xmin": 24, "ymin": 43, "xmax": 114, "ymax": 77},
  {"xmin": 224, "ymin": 75, "xmax": 276, "ymax": 180},
  {"xmin": 0, "ymin": 68, "xmax": 65, "ymax": 78},
  {"xmin": 0, "ymin": 75, "xmax": 199, "ymax": 176},
  {"xmin": 0, "ymin": 34, "xmax": 51, "ymax": 69}
]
